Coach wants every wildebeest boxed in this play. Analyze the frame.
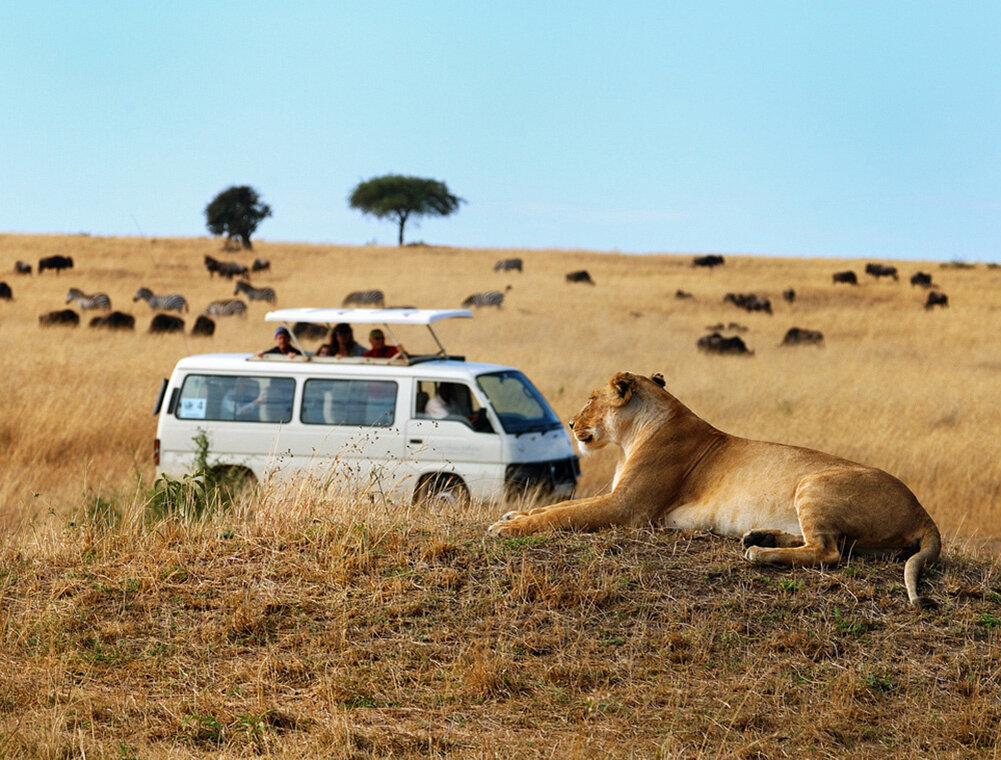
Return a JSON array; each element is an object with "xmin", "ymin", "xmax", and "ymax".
[
  {"xmin": 781, "ymin": 327, "xmax": 825, "ymax": 347},
  {"xmin": 832, "ymin": 270, "xmax": 858, "ymax": 285},
  {"xmin": 14, "ymin": 260, "xmax": 31, "ymax": 275},
  {"xmin": 38, "ymin": 255, "xmax": 74, "ymax": 274},
  {"xmin": 697, "ymin": 332, "xmax": 752, "ymax": 355},
  {"xmin": 693, "ymin": 254, "xmax": 725, "ymax": 269},
  {"xmin": 342, "ymin": 289, "xmax": 385, "ymax": 307},
  {"xmin": 149, "ymin": 313, "xmax": 185, "ymax": 333},
  {"xmin": 782, "ymin": 288, "xmax": 796, "ymax": 303},
  {"xmin": 565, "ymin": 270, "xmax": 594, "ymax": 284},
  {"xmin": 494, "ymin": 257, "xmax": 523, "ymax": 272},
  {"xmin": 204, "ymin": 299, "xmax": 247, "ymax": 317},
  {"xmin": 705, "ymin": 322, "xmax": 748, "ymax": 333},
  {"xmin": 724, "ymin": 293, "xmax": 772, "ymax": 314},
  {"xmin": 910, "ymin": 271, "xmax": 933, "ymax": 288},
  {"xmin": 133, "ymin": 287, "xmax": 188, "ymax": 313},
  {"xmin": 251, "ymin": 257, "xmax": 271, "ymax": 272},
  {"xmin": 865, "ymin": 263, "xmax": 899, "ymax": 280},
  {"xmin": 191, "ymin": 315, "xmax": 216, "ymax": 337},
  {"xmin": 235, "ymin": 280, "xmax": 276, "ymax": 303},
  {"xmin": 462, "ymin": 288, "xmax": 508, "ymax": 308},
  {"xmin": 89, "ymin": 311, "xmax": 135, "ymax": 330},
  {"xmin": 66, "ymin": 287, "xmax": 111, "ymax": 310},
  {"xmin": 203, "ymin": 255, "xmax": 249, "ymax": 279},
  {"xmin": 39, "ymin": 309, "xmax": 79, "ymax": 326},
  {"xmin": 675, "ymin": 290, "xmax": 694, "ymax": 299},
  {"xmin": 0, "ymin": 282, "xmax": 11, "ymax": 300},
  {"xmin": 925, "ymin": 292, "xmax": 949, "ymax": 309},
  {"xmin": 293, "ymin": 321, "xmax": 328, "ymax": 340}
]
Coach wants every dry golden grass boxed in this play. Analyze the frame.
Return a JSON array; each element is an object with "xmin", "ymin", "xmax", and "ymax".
[{"xmin": 2, "ymin": 234, "xmax": 1001, "ymax": 757}]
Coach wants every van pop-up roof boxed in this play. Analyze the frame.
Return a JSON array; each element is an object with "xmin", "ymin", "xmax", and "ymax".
[{"xmin": 264, "ymin": 307, "xmax": 474, "ymax": 363}]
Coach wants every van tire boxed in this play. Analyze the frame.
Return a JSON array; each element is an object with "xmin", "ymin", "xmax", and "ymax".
[{"xmin": 415, "ymin": 474, "xmax": 469, "ymax": 508}]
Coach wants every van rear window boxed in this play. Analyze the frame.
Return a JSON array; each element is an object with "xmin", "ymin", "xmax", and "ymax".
[
  {"xmin": 301, "ymin": 379, "xmax": 397, "ymax": 427},
  {"xmin": 175, "ymin": 374, "xmax": 295, "ymax": 423}
]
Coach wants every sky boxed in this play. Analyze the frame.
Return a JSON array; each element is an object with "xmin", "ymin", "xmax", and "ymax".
[{"xmin": 2, "ymin": 2, "xmax": 1000, "ymax": 261}]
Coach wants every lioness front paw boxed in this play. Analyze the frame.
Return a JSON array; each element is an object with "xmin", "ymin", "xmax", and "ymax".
[
  {"xmin": 741, "ymin": 530, "xmax": 777, "ymax": 549},
  {"xmin": 487, "ymin": 515, "xmax": 532, "ymax": 537},
  {"xmin": 744, "ymin": 545, "xmax": 767, "ymax": 563}
]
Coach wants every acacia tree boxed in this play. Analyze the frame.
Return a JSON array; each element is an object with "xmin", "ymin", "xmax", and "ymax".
[
  {"xmin": 204, "ymin": 185, "xmax": 272, "ymax": 250},
  {"xmin": 349, "ymin": 175, "xmax": 463, "ymax": 246}
]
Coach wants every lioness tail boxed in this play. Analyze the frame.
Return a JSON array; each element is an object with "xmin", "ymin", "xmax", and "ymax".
[{"xmin": 904, "ymin": 523, "xmax": 941, "ymax": 608}]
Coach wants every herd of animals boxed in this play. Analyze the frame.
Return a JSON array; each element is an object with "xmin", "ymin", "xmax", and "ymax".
[{"xmin": 2, "ymin": 252, "xmax": 949, "ymax": 350}]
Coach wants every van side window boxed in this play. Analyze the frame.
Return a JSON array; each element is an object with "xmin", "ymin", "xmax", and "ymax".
[
  {"xmin": 175, "ymin": 374, "xmax": 295, "ymax": 423},
  {"xmin": 302, "ymin": 379, "xmax": 397, "ymax": 427},
  {"xmin": 415, "ymin": 380, "xmax": 494, "ymax": 433}
]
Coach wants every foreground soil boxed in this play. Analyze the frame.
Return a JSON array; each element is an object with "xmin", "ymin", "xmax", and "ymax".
[{"xmin": 1, "ymin": 514, "xmax": 999, "ymax": 758}]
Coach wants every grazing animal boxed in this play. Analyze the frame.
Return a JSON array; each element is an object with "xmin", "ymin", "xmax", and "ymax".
[
  {"xmin": 133, "ymin": 287, "xmax": 188, "ymax": 313},
  {"xmin": 191, "ymin": 315, "xmax": 216, "ymax": 337},
  {"xmin": 675, "ymin": 290, "xmax": 694, "ymax": 299},
  {"xmin": 910, "ymin": 272, "xmax": 933, "ymax": 288},
  {"xmin": 38, "ymin": 255, "xmax": 74, "ymax": 274},
  {"xmin": 705, "ymin": 322, "xmax": 748, "ymax": 333},
  {"xmin": 66, "ymin": 287, "xmax": 111, "ymax": 310},
  {"xmin": 342, "ymin": 289, "xmax": 385, "ymax": 307},
  {"xmin": 251, "ymin": 257, "xmax": 271, "ymax": 272},
  {"xmin": 293, "ymin": 321, "xmax": 328, "ymax": 340},
  {"xmin": 0, "ymin": 282, "xmax": 11, "ymax": 300},
  {"xmin": 14, "ymin": 260, "xmax": 31, "ymax": 275},
  {"xmin": 39, "ymin": 309, "xmax": 79, "ymax": 326},
  {"xmin": 203, "ymin": 255, "xmax": 248, "ymax": 279},
  {"xmin": 781, "ymin": 327, "xmax": 824, "ymax": 346},
  {"xmin": 865, "ymin": 263, "xmax": 899, "ymax": 280},
  {"xmin": 462, "ymin": 288, "xmax": 509, "ymax": 309},
  {"xmin": 693, "ymin": 254, "xmax": 725, "ymax": 268},
  {"xmin": 493, "ymin": 258, "xmax": 523, "ymax": 272},
  {"xmin": 149, "ymin": 313, "xmax": 185, "ymax": 333},
  {"xmin": 782, "ymin": 288, "xmax": 796, "ymax": 303},
  {"xmin": 89, "ymin": 311, "xmax": 135, "ymax": 330},
  {"xmin": 832, "ymin": 270, "xmax": 858, "ymax": 285},
  {"xmin": 723, "ymin": 293, "xmax": 772, "ymax": 314},
  {"xmin": 234, "ymin": 280, "xmax": 276, "ymax": 303},
  {"xmin": 488, "ymin": 371, "xmax": 941, "ymax": 608},
  {"xmin": 697, "ymin": 332, "xmax": 752, "ymax": 355},
  {"xmin": 204, "ymin": 299, "xmax": 247, "ymax": 317},
  {"xmin": 565, "ymin": 269, "xmax": 595, "ymax": 284},
  {"xmin": 925, "ymin": 292, "xmax": 949, "ymax": 310}
]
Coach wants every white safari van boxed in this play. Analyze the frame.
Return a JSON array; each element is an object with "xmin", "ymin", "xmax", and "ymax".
[{"xmin": 153, "ymin": 308, "xmax": 579, "ymax": 505}]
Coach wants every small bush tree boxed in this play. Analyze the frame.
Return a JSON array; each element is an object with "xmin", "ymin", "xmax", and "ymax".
[
  {"xmin": 204, "ymin": 185, "xmax": 272, "ymax": 250},
  {"xmin": 349, "ymin": 174, "xmax": 463, "ymax": 246}
]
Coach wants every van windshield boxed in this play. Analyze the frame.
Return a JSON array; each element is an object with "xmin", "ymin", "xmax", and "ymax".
[{"xmin": 476, "ymin": 370, "xmax": 562, "ymax": 435}]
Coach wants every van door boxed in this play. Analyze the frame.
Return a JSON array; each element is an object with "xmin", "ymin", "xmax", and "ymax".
[
  {"xmin": 404, "ymin": 379, "xmax": 503, "ymax": 500},
  {"xmin": 297, "ymin": 377, "xmax": 406, "ymax": 496}
]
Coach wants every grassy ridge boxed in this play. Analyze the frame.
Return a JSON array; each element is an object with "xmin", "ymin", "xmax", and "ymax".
[{"xmin": 2, "ymin": 495, "xmax": 999, "ymax": 758}]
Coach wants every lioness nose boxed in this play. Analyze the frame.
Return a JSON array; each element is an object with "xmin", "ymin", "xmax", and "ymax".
[{"xmin": 569, "ymin": 418, "xmax": 575, "ymax": 429}]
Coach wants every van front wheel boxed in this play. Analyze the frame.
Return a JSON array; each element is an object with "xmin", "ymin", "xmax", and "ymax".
[{"xmin": 415, "ymin": 474, "xmax": 470, "ymax": 509}]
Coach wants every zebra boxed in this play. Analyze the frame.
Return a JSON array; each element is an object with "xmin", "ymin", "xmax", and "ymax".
[
  {"xmin": 461, "ymin": 286, "xmax": 510, "ymax": 309},
  {"xmin": 204, "ymin": 298, "xmax": 247, "ymax": 317},
  {"xmin": 66, "ymin": 287, "xmax": 111, "ymax": 310},
  {"xmin": 234, "ymin": 280, "xmax": 276, "ymax": 303},
  {"xmin": 342, "ymin": 289, "xmax": 385, "ymax": 307},
  {"xmin": 133, "ymin": 286, "xmax": 188, "ymax": 313},
  {"xmin": 493, "ymin": 257, "xmax": 523, "ymax": 272}
]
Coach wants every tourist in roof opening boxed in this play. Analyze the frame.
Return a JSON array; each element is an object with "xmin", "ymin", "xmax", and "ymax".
[
  {"xmin": 327, "ymin": 323, "xmax": 366, "ymax": 358},
  {"xmin": 363, "ymin": 328, "xmax": 400, "ymax": 358},
  {"xmin": 255, "ymin": 326, "xmax": 302, "ymax": 358}
]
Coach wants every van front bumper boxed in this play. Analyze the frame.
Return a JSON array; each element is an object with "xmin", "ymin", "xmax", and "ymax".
[{"xmin": 504, "ymin": 456, "xmax": 580, "ymax": 501}]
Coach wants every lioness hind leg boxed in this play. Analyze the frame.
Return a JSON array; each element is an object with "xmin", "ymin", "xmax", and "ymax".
[
  {"xmin": 741, "ymin": 530, "xmax": 803, "ymax": 549},
  {"xmin": 744, "ymin": 533, "xmax": 841, "ymax": 566}
]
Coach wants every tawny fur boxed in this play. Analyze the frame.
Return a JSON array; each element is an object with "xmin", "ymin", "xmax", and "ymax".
[{"xmin": 488, "ymin": 372, "xmax": 941, "ymax": 608}]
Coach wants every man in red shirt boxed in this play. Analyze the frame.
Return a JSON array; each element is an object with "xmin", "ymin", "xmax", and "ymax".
[{"xmin": 363, "ymin": 329, "xmax": 400, "ymax": 358}]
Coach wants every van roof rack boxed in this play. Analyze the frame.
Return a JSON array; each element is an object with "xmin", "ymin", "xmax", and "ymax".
[{"xmin": 264, "ymin": 307, "xmax": 474, "ymax": 361}]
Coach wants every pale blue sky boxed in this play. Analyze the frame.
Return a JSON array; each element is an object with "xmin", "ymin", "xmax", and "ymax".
[{"xmin": 2, "ymin": 2, "xmax": 999, "ymax": 260}]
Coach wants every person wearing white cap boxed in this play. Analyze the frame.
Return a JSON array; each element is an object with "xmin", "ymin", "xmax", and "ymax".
[{"xmin": 255, "ymin": 326, "xmax": 302, "ymax": 358}]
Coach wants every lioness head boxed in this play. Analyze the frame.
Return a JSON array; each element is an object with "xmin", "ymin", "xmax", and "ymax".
[{"xmin": 569, "ymin": 372, "xmax": 667, "ymax": 453}]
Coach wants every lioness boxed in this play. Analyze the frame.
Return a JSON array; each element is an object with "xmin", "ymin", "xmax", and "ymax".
[{"xmin": 488, "ymin": 372, "xmax": 941, "ymax": 608}]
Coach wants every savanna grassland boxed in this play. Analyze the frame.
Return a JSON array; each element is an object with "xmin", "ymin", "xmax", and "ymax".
[{"xmin": 1, "ymin": 233, "xmax": 1000, "ymax": 758}]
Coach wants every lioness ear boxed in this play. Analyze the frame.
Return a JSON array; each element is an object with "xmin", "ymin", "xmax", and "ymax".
[
  {"xmin": 610, "ymin": 373, "xmax": 634, "ymax": 405},
  {"xmin": 650, "ymin": 373, "xmax": 665, "ymax": 388}
]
